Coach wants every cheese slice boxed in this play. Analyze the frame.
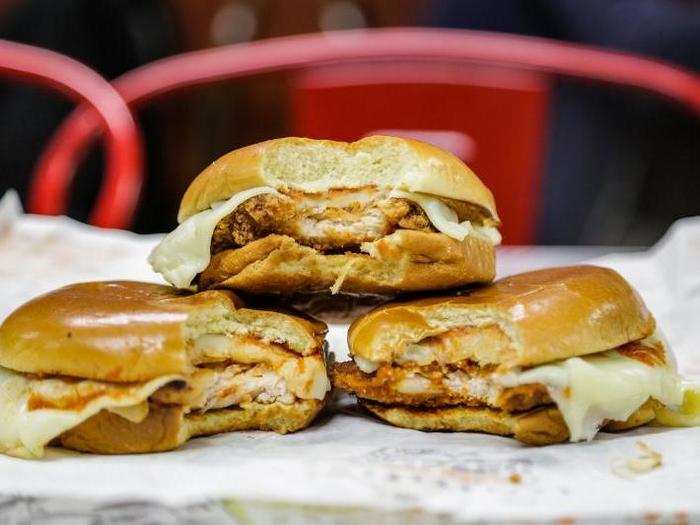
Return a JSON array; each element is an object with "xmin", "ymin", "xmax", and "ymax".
[
  {"xmin": 0, "ymin": 367, "xmax": 181, "ymax": 458},
  {"xmin": 498, "ymin": 350, "xmax": 687, "ymax": 441},
  {"xmin": 149, "ymin": 187, "xmax": 280, "ymax": 288},
  {"xmin": 653, "ymin": 382, "xmax": 700, "ymax": 427},
  {"xmin": 354, "ymin": 356, "xmax": 380, "ymax": 374},
  {"xmin": 107, "ymin": 401, "xmax": 150, "ymax": 424},
  {"xmin": 389, "ymin": 190, "xmax": 501, "ymax": 245}
]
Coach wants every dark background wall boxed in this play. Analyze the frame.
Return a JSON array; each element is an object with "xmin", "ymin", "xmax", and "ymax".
[{"xmin": 0, "ymin": 0, "xmax": 697, "ymax": 245}]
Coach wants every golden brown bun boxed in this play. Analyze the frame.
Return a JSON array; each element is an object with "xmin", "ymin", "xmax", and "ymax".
[
  {"xmin": 58, "ymin": 399, "xmax": 324, "ymax": 454},
  {"xmin": 178, "ymin": 136, "xmax": 498, "ymax": 223},
  {"xmin": 58, "ymin": 404, "xmax": 187, "ymax": 454},
  {"xmin": 361, "ymin": 400, "xmax": 656, "ymax": 446},
  {"xmin": 349, "ymin": 266, "xmax": 655, "ymax": 369},
  {"xmin": 0, "ymin": 281, "xmax": 327, "ymax": 382},
  {"xmin": 199, "ymin": 231, "xmax": 495, "ymax": 295},
  {"xmin": 186, "ymin": 399, "xmax": 324, "ymax": 436}
]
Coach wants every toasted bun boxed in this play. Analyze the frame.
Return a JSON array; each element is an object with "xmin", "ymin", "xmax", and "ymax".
[
  {"xmin": 199, "ymin": 231, "xmax": 495, "ymax": 295},
  {"xmin": 349, "ymin": 266, "xmax": 655, "ymax": 369},
  {"xmin": 0, "ymin": 281, "xmax": 326, "ymax": 382},
  {"xmin": 58, "ymin": 399, "xmax": 324, "ymax": 454},
  {"xmin": 361, "ymin": 400, "xmax": 656, "ymax": 446},
  {"xmin": 178, "ymin": 136, "xmax": 498, "ymax": 223}
]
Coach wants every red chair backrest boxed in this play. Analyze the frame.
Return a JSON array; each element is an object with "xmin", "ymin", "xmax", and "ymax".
[
  {"xmin": 38, "ymin": 28, "xmax": 700, "ymax": 232},
  {"xmin": 292, "ymin": 63, "xmax": 550, "ymax": 244},
  {"xmin": 0, "ymin": 40, "xmax": 142, "ymax": 229}
]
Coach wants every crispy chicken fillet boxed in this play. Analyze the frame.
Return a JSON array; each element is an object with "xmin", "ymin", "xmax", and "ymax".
[
  {"xmin": 152, "ymin": 362, "xmax": 296, "ymax": 411},
  {"xmin": 211, "ymin": 192, "xmax": 432, "ymax": 253},
  {"xmin": 332, "ymin": 361, "xmax": 552, "ymax": 412}
]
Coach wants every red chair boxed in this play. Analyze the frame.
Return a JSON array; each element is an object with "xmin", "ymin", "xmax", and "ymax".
[
  {"xmin": 292, "ymin": 62, "xmax": 550, "ymax": 244},
  {"xmin": 35, "ymin": 28, "xmax": 700, "ymax": 238},
  {"xmin": 0, "ymin": 40, "xmax": 143, "ymax": 229}
]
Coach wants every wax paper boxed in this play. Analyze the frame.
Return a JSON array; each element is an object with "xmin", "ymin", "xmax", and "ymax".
[{"xmin": 0, "ymin": 191, "xmax": 698, "ymax": 523}]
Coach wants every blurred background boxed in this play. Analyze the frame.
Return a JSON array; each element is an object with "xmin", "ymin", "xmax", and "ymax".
[{"xmin": 0, "ymin": 0, "xmax": 698, "ymax": 245}]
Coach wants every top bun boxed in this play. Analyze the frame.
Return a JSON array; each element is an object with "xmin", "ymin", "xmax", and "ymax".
[
  {"xmin": 348, "ymin": 266, "xmax": 655, "ymax": 370},
  {"xmin": 0, "ymin": 281, "xmax": 326, "ymax": 382},
  {"xmin": 178, "ymin": 136, "xmax": 498, "ymax": 223}
]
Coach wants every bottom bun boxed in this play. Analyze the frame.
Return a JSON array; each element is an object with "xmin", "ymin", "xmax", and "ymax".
[
  {"xmin": 361, "ymin": 400, "xmax": 657, "ymax": 446},
  {"xmin": 58, "ymin": 399, "xmax": 324, "ymax": 454},
  {"xmin": 186, "ymin": 399, "xmax": 324, "ymax": 437},
  {"xmin": 199, "ymin": 231, "xmax": 495, "ymax": 295}
]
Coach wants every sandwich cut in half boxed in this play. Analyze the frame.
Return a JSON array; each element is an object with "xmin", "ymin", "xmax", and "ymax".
[
  {"xmin": 333, "ymin": 266, "xmax": 698, "ymax": 444},
  {"xmin": 149, "ymin": 136, "xmax": 500, "ymax": 295},
  {"xmin": 0, "ymin": 282, "xmax": 330, "ymax": 458}
]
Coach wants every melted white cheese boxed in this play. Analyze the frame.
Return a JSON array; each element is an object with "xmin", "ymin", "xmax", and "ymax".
[
  {"xmin": 149, "ymin": 187, "xmax": 280, "ymax": 288},
  {"xmin": 0, "ymin": 367, "xmax": 181, "ymax": 458},
  {"xmin": 498, "ymin": 350, "xmax": 686, "ymax": 441},
  {"xmin": 352, "ymin": 343, "xmax": 435, "ymax": 373},
  {"xmin": 653, "ymin": 381, "xmax": 700, "ymax": 427},
  {"xmin": 354, "ymin": 356, "xmax": 380, "ymax": 374},
  {"xmin": 389, "ymin": 190, "xmax": 501, "ymax": 245},
  {"xmin": 107, "ymin": 402, "xmax": 150, "ymax": 423}
]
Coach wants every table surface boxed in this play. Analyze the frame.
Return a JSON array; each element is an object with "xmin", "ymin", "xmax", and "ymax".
[{"xmin": 496, "ymin": 245, "xmax": 642, "ymax": 277}]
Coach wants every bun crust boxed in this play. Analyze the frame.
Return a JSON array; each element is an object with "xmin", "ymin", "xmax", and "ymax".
[
  {"xmin": 58, "ymin": 399, "xmax": 324, "ymax": 454},
  {"xmin": 0, "ymin": 281, "xmax": 326, "ymax": 382},
  {"xmin": 178, "ymin": 136, "xmax": 498, "ymax": 223},
  {"xmin": 361, "ymin": 400, "xmax": 656, "ymax": 446},
  {"xmin": 349, "ymin": 266, "xmax": 655, "ymax": 368},
  {"xmin": 199, "ymin": 231, "xmax": 495, "ymax": 295}
]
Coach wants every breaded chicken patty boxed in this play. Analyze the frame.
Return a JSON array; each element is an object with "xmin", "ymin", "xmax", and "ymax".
[{"xmin": 211, "ymin": 189, "xmax": 433, "ymax": 253}]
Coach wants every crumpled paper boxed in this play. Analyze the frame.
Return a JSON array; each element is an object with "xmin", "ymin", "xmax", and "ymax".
[
  {"xmin": 0, "ymin": 191, "xmax": 161, "ymax": 321},
  {"xmin": 0, "ymin": 191, "xmax": 698, "ymax": 523}
]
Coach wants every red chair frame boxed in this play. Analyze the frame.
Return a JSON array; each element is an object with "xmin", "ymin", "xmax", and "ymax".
[
  {"xmin": 34, "ymin": 28, "xmax": 700, "ymax": 230},
  {"xmin": 0, "ymin": 40, "xmax": 143, "ymax": 228}
]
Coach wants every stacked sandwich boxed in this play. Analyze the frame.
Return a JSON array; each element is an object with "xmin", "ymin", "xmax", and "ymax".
[
  {"xmin": 0, "ymin": 136, "xmax": 695, "ymax": 458},
  {"xmin": 0, "ymin": 281, "xmax": 330, "ymax": 457},
  {"xmin": 149, "ymin": 136, "xmax": 500, "ymax": 294},
  {"xmin": 333, "ymin": 266, "xmax": 692, "ymax": 444}
]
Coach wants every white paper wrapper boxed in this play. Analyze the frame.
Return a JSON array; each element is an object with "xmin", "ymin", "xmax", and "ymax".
[{"xmin": 0, "ymin": 193, "xmax": 698, "ymax": 523}]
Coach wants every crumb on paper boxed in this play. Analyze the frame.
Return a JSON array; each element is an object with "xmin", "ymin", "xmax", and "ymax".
[
  {"xmin": 508, "ymin": 473, "xmax": 522, "ymax": 484},
  {"xmin": 627, "ymin": 442, "xmax": 663, "ymax": 472},
  {"xmin": 330, "ymin": 260, "xmax": 356, "ymax": 295},
  {"xmin": 612, "ymin": 441, "xmax": 663, "ymax": 478}
]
